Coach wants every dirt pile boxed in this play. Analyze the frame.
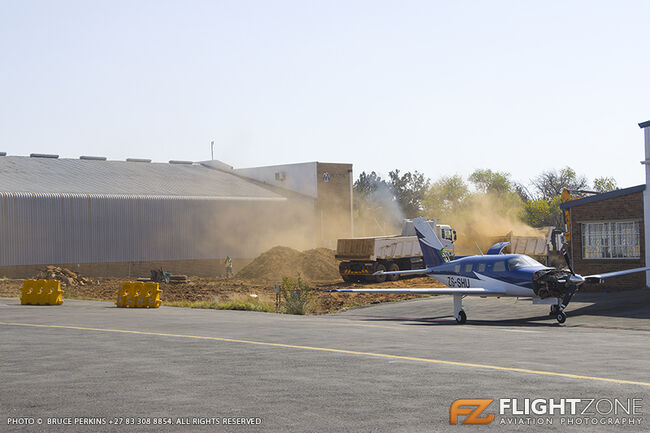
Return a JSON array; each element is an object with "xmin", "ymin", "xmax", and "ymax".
[
  {"xmin": 237, "ymin": 246, "xmax": 340, "ymax": 282},
  {"xmin": 301, "ymin": 248, "xmax": 341, "ymax": 280},
  {"xmin": 35, "ymin": 266, "xmax": 92, "ymax": 287}
]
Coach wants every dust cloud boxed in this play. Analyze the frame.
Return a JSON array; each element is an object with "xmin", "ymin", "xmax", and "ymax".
[
  {"xmin": 193, "ymin": 198, "xmax": 322, "ymax": 259},
  {"xmin": 438, "ymin": 193, "xmax": 547, "ymax": 255},
  {"xmin": 353, "ymin": 182, "xmax": 404, "ymax": 237}
]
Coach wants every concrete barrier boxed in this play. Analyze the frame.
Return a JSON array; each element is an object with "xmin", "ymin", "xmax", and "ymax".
[
  {"xmin": 20, "ymin": 280, "xmax": 64, "ymax": 305},
  {"xmin": 115, "ymin": 282, "xmax": 162, "ymax": 308}
]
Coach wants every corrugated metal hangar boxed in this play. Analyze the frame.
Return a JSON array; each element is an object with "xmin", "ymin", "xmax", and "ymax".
[{"xmin": 0, "ymin": 154, "xmax": 352, "ymax": 277}]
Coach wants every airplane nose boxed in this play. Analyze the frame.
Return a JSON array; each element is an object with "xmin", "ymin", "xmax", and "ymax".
[{"xmin": 569, "ymin": 274, "xmax": 585, "ymax": 285}]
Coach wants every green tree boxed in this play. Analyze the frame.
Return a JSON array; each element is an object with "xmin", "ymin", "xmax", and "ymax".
[
  {"xmin": 353, "ymin": 171, "xmax": 388, "ymax": 199},
  {"xmin": 388, "ymin": 170, "xmax": 430, "ymax": 218},
  {"xmin": 593, "ymin": 176, "xmax": 618, "ymax": 193},
  {"xmin": 522, "ymin": 196, "xmax": 563, "ymax": 228},
  {"xmin": 531, "ymin": 167, "xmax": 588, "ymax": 199},
  {"xmin": 353, "ymin": 171, "xmax": 402, "ymax": 235},
  {"xmin": 468, "ymin": 169, "xmax": 513, "ymax": 194},
  {"xmin": 513, "ymin": 182, "xmax": 533, "ymax": 203},
  {"xmin": 422, "ymin": 175, "xmax": 469, "ymax": 219}
]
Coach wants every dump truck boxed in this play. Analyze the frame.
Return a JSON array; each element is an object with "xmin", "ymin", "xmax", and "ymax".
[
  {"xmin": 336, "ymin": 220, "xmax": 456, "ymax": 283},
  {"xmin": 488, "ymin": 227, "xmax": 565, "ymax": 267}
]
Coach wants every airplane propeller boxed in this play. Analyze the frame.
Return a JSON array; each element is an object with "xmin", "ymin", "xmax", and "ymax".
[
  {"xmin": 560, "ymin": 244, "xmax": 585, "ymax": 286},
  {"xmin": 561, "ymin": 243, "xmax": 575, "ymax": 275},
  {"xmin": 549, "ymin": 243, "xmax": 584, "ymax": 323}
]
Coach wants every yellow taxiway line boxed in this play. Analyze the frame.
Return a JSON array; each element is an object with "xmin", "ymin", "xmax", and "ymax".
[{"xmin": 2, "ymin": 321, "xmax": 649, "ymax": 387}]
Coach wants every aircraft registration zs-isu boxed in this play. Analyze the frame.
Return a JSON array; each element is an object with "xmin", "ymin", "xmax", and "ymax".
[{"xmin": 330, "ymin": 217, "xmax": 650, "ymax": 324}]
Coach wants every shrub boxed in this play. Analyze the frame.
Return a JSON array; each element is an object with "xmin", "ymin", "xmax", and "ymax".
[{"xmin": 280, "ymin": 274, "xmax": 312, "ymax": 315}]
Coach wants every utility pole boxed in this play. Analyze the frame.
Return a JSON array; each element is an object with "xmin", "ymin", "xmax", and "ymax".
[{"xmin": 210, "ymin": 140, "xmax": 214, "ymax": 160}]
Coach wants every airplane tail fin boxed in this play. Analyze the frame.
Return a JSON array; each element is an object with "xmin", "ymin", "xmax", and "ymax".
[{"xmin": 413, "ymin": 217, "xmax": 446, "ymax": 268}]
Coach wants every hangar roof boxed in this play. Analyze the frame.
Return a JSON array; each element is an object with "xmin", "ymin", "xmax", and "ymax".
[
  {"xmin": 560, "ymin": 184, "xmax": 645, "ymax": 210},
  {"xmin": 0, "ymin": 156, "xmax": 284, "ymax": 200}
]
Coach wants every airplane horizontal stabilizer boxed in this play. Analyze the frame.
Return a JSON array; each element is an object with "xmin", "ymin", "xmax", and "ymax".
[
  {"xmin": 327, "ymin": 287, "xmax": 506, "ymax": 296},
  {"xmin": 583, "ymin": 266, "xmax": 650, "ymax": 283}
]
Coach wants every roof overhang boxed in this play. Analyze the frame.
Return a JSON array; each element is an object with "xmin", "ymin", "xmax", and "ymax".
[{"xmin": 560, "ymin": 184, "xmax": 646, "ymax": 210}]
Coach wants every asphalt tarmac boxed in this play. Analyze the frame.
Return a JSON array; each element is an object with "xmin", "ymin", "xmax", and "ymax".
[{"xmin": 2, "ymin": 290, "xmax": 650, "ymax": 432}]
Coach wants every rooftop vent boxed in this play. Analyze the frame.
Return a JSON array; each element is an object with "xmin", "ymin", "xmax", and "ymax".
[
  {"xmin": 126, "ymin": 158, "xmax": 151, "ymax": 163},
  {"xmin": 80, "ymin": 155, "xmax": 107, "ymax": 161},
  {"xmin": 30, "ymin": 153, "xmax": 59, "ymax": 159},
  {"xmin": 0, "ymin": 152, "xmax": 6, "ymax": 156},
  {"xmin": 169, "ymin": 160, "xmax": 193, "ymax": 165}
]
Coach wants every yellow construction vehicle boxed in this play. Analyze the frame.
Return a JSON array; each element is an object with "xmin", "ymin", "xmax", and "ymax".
[
  {"xmin": 560, "ymin": 188, "xmax": 574, "ymax": 242},
  {"xmin": 560, "ymin": 188, "xmax": 598, "ymax": 242}
]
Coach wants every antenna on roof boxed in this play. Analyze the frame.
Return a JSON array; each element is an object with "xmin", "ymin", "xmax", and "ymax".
[{"xmin": 210, "ymin": 140, "xmax": 215, "ymax": 160}]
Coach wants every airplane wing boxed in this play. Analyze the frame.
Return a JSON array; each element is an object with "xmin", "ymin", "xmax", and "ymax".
[
  {"xmin": 373, "ymin": 268, "xmax": 433, "ymax": 276},
  {"xmin": 328, "ymin": 287, "xmax": 506, "ymax": 296},
  {"xmin": 583, "ymin": 266, "xmax": 650, "ymax": 283}
]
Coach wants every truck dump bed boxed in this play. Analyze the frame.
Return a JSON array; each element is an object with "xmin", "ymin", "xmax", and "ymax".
[
  {"xmin": 489, "ymin": 228, "xmax": 553, "ymax": 257},
  {"xmin": 335, "ymin": 236, "xmax": 422, "ymax": 261},
  {"xmin": 508, "ymin": 236, "xmax": 548, "ymax": 256}
]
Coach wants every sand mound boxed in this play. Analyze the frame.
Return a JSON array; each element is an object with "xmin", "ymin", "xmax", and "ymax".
[
  {"xmin": 300, "ymin": 248, "xmax": 341, "ymax": 280},
  {"xmin": 238, "ymin": 246, "xmax": 339, "ymax": 282}
]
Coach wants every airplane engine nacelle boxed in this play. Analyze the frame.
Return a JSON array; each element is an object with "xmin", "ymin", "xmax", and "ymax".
[{"xmin": 532, "ymin": 269, "xmax": 573, "ymax": 298}]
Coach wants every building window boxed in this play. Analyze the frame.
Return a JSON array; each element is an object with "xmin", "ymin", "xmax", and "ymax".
[{"xmin": 581, "ymin": 221, "xmax": 640, "ymax": 259}]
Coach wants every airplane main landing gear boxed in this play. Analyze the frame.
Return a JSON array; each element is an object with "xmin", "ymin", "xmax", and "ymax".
[
  {"xmin": 556, "ymin": 311, "xmax": 566, "ymax": 324},
  {"xmin": 453, "ymin": 294, "xmax": 467, "ymax": 324},
  {"xmin": 549, "ymin": 304, "xmax": 560, "ymax": 316}
]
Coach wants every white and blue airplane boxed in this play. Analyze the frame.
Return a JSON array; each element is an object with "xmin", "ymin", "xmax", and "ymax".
[{"xmin": 330, "ymin": 217, "xmax": 650, "ymax": 324}]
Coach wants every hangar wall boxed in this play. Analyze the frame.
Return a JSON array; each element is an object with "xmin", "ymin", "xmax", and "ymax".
[
  {"xmin": 0, "ymin": 155, "xmax": 352, "ymax": 278},
  {"xmin": 0, "ymin": 192, "xmax": 318, "ymax": 277}
]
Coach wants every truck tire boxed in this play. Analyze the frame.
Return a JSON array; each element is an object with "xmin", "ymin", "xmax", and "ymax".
[
  {"xmin": 374, "ymin": 264, "xmax": 386, "ymax": 283},
  {"xmin": 387, "ymin": 263, "xmax": 399, "ymax": 281}
]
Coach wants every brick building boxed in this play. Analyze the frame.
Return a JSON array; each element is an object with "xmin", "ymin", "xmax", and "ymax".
[{"xmin": 561, "ymin": 185, "xmax": 645, "ymax": 290}]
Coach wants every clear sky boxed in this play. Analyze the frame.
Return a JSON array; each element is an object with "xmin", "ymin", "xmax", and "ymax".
[{"xmin": 1, "ymin": 0, "xmax": 649, "ymax": 190}]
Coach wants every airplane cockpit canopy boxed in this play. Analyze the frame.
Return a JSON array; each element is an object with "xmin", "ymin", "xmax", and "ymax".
[{"xmin": 507, "ymin": 255, "xmax": 544, "ymax": 270}]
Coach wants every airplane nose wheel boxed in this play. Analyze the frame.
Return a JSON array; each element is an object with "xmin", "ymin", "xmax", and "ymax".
[
  {"xmin": 456, "ymin": 310, "xmax": 467, "ymax": 324},
  {"xmin": 556, "ymin": 311, "xmax": 566, "ymax": 324}
]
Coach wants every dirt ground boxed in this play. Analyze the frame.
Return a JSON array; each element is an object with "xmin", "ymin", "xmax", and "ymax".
[{"xmin": 0, "ymin": 274, "xmax": 446, "ymax": 314}]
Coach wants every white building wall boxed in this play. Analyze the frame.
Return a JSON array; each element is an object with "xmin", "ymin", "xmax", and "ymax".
[
  {"xmin": 235, "ymin": 162, "xmax": 318, "ymax": 198},
  {"xmin": 643, "ymin": 126, "xmax": 650, "ymax": 287}
]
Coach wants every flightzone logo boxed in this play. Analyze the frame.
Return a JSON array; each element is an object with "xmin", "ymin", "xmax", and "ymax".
[
  {"xmin": 450, "ymin": 399, "xmax": 494, "ymax": 425},
  {"xmin": 450, "ymin": 398, "xmax": 644, "ymax": 426}
]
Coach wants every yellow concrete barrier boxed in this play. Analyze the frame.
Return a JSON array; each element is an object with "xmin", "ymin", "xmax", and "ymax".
[
  {"xmin": 115, "ymin": 282, "xmax": 162, "ymax": 308},
  {"xmin": 21, "ymin": 280, "xmax": 64, "ymax": 305}
]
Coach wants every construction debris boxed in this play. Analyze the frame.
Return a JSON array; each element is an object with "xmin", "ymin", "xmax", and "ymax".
[
  {"xmin": 169, "ymin": 274, "xmax": 188, "ymax": 283},
  {"xmin": 34, "ymin": 266, "xmax": 92, "ymax": 287},
  {"xmin": 147, "ymin": 269, "xmax": 188, "ymax": 284}
]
